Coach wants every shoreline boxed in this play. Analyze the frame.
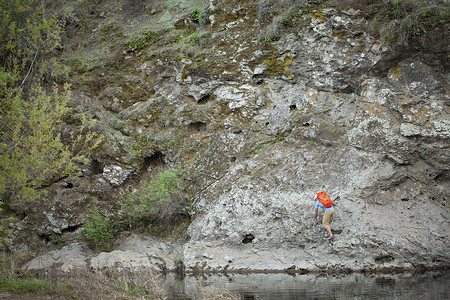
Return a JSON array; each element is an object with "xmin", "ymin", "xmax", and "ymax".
[{"xmin": 175, "ymin": 264, "xmax": 450, "ymax": 276}]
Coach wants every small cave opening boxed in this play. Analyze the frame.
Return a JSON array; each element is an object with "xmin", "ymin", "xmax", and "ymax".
[
  {"xmin": 188, "ymin": 121, "xmax": 207, "ymax": 134},
  {"xmin": 90, "ymin": 159, "xmax": 103, "ymax": 175},
  {"xmin": 242, "ymin": 234, "xmax": 255, "ymax": 244},
  {"xmin": 252, "ymin": 75, "xmax": 264, "ymax": 85},
  {"xmin": 145, "ymin": 151, "xmax": 164, "ymax": 164},
  {"xmin": 290, "ymin": 104, "xmax": 297, "ymax": 111},
  {"xmin": 401, "ymin": 198, "xmax": 409, "ymax": 202},
  {"xmin": 39, "ymin": 234, "xmax": 51, "ymax": 243},
  {"xmin": 62, "ymin": 182, "xmax": 73, "ymax": 188},
  {"xmin": 302, "ymin": 122, "xmax": 310, "ymax": 127},
  {"xmin": 62, "ymin": 224, "xmax": 81, "ymax": 233},
  {"xmin": 143, "ymin": 151, "xmax": 165, "ymax": 174},
  {"xmin": 197, "ymin": 95, "xmax": 210, "ymax": 105}
]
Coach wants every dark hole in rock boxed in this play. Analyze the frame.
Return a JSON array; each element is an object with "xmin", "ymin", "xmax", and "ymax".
[
  {"xmin": 242, "ymin": 234, "xmax": 255, "ymax": 244},
  {"xmin": 265, "ymin": 122, "xmax": 270, "ymax": 126},
  {"xmin": 401, "ymin": 198, "xmax": 409, "ymax": 201},
  {"xmin": 142, "ymin": 151, "xmax": 165, "ymax": 174},
  {"xmin": 198, "ymin": 95, "xmax": 210, "ymax": 105},
  {"xmin": 63, "ymin": 182, "xmax": 73, "ymax": 188},
  {"xmin": 231, "ymin": 157, "xmax": 236, "ymax": 162},
  {"xmin": 41, "ymin": 235, "xmax": 51, "ymax": 243},
  {"xmin": 144, "ymin": 151, "xmax": 165, "ymax": 166},
  {"xmin": 91, "ymin": 159, "xmax": 103, "ymax": 175},
  {"xmin": 62, "ymin": 225, "xmax": 80, "ymax": 233},
  {"xmin": 303, "ymin": 122, "xmax": 310, "ymax": 127},
  {"xmin": 290, "ymin": 105, "xmax": 297, "ymax": 111}
]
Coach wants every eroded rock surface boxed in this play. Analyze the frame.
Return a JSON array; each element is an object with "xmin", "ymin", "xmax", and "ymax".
[{"xmin": 5, "ymin": 0, "xmax": 448, "ymax": 274}]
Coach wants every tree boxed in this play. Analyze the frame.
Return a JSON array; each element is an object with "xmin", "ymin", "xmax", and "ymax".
[{"xmin": 0, "ymin": 0, "xmax": 98, "ymax": 248}]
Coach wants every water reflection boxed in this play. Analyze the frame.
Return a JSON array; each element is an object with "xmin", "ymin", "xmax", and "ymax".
[{"xmin": 162, "ymin": 271, "xmax": 449, "ymax": 300}]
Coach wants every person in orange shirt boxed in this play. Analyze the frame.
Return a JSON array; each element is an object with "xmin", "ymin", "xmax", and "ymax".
[{"xmin": 314, "ymin": 192, "xmax": 339, "ymax": 240}]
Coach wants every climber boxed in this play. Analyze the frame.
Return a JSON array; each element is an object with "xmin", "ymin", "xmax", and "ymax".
[{"xmin": 314, "ymin": 192, "xmax": 339, "ymax": 240}]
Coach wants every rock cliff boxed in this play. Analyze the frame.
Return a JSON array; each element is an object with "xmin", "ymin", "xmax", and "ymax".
[{"xmin": 5, "ymin": 0, "xmax": 449, "ymax": 273}]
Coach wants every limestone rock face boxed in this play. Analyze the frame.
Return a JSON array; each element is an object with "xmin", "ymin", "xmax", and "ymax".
[
  {"xmin": 24, "ymin": 235, "xmax": 182, "ymax": 274},
  {"xmin": 7, "ymin": 0, "xmax": 449, "ymax": 273},
  {"xmin": 178, "ymin": 6, "xmax": 449, "ymax": 272},
  {"xmin": 24, "ymin": 244, "xmax": 93, "ymax": 273}
]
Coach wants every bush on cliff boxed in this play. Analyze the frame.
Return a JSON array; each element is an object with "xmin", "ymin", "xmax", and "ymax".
[
  {"xmin": 120, "ymin": 168, "xmax": 189, "ymax": 232},
  {"xmin": 81, "ymin": 206, "xmax": 118, "ymax": 253}
]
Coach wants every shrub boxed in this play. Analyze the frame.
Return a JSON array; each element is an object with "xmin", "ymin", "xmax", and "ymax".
[
  {"xmin": 190, "ymin": 9, "xmax": 208, "ymax": 25},
  {"xmin": 81, "ymin": 206, "xmax": 117, "ymax": 253},
  {"xmin": 120, "ymin": 168, "xmax": 187, "ymax": 228}
]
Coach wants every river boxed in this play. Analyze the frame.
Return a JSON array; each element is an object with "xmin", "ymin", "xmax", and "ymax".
[{"xmin": 162, "ymin": 270, "xmax": 449, "ymax": 299}]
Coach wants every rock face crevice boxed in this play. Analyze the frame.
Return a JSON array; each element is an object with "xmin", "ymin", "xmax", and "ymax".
[{"xmin": 4, "ymin": 0, "xmax": 448, "ymax": 273}]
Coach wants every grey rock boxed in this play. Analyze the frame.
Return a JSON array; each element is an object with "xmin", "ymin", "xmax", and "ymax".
[
  {"xmin": 102, "ymin": 165, "xmax": 135, "ymax": 186},
  {"xmin": 24, "ymin": 244, "xmax": 93, "ymax": 273}
]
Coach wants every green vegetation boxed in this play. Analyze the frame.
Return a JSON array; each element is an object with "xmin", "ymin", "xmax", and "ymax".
[
  {"xmin": 120, "ymin": 168, "xmax": 187, "ymax": 229},
  {"xmin": 80, "ymin": 206, "xmax": 118, "ymax": 253},
  {"xmin": 0, "ymin": 273, "xmax": 49, "ymax": 294},
  {"xmin": 117, "ymin": 281, "xmax": 153, "ymax": 299},
  {"xmin": 0, "ymin": 206, "xmax": 14, "ymax": 248},
  {"xmin": 128, "ymin": 137, "xmax": 154, "ymax": 158},
  {"xmin": 0, "ymin": 255, "xmax": 165, "ymax": 298},
  {"xmin": 190, "ymin": 8, "xmax": 208, "ymax": 25},
  {"xmin": 50, "ymin": 233, "xmax": 67, "ymax": 249},
  {"xmin": 376, "ymin": 0, "xmax": 449, "ymax": 46},
  {"xmin": 270, "ymin": 136, "xmax": 284, "ymax": 144},
  {"xmin": 256, "ymin": 0, "xmax": 449, "ymax": 47},
  {"xmin": 0, "ymin": 0, "xmax": 100, "ymax": 247},
  {"xmin": 125, "ymin": 28, "xmax": 161, "ymax": 52},
  {"xmin": 0, "ymin": 83, "xmax": 90, "ymax": 202}
]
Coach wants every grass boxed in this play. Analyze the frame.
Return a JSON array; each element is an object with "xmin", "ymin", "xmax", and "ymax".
[
  {"xmin": 0, "ymin": 253, "xmax": 165, "ymax": 298},
  {"xmin": 255, "ymin": 0, "xmax": 449, "ymax": 48},
  {"xmin": 0, "ymin": 273, "xmax": 50, "ymax": 294},
  {"xmin": 0, "ymin": 264, "xmax": 240, "ymax": 299},
  {"xmin": 0, "ymin": 263, "xmax": 166, "ymax": 299}
]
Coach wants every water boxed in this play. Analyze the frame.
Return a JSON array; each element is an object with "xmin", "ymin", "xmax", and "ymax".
[{"xmin": 162, "ymin": 271, "xmax": 450, "ymax": 300}]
